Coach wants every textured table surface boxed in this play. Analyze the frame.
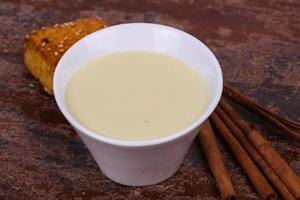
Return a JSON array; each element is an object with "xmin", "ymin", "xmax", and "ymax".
[{"xmin": 0, "ymin": 0, "xmax": 299, "ymax": 199}]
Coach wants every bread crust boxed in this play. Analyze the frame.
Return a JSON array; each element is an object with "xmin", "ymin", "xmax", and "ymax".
[{"xmin": 24, "ymin": 17, "xmax": 108, "ymax": 94}]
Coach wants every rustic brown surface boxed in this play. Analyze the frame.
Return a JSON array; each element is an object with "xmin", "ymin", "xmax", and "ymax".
[{"xmin": 0, "ymin": 0, "xmax": 299, "ymax": 199}]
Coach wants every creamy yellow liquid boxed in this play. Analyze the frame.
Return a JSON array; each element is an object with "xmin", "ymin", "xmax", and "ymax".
[{"xmin": 66, "ymin": 51, "xmax": 208, "ymax": 141}]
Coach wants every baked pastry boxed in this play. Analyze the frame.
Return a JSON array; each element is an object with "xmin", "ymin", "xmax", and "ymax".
[{"xmin": 24, "ymin": 17, "xmax": 108, "ymax": 94}]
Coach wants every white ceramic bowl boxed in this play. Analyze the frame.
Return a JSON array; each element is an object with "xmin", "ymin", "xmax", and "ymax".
[{"xmin": 53, "ymin": 23, "xmax": 223, "ymax": 186}]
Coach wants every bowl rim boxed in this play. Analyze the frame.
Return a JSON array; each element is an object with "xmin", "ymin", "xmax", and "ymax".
[{"xmin": 53, "ymin": 23, "xmax": 223, "ymax": 147}]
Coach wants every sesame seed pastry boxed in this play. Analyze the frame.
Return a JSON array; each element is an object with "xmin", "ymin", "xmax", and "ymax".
[{"xmin": 24, "ymin": 17, "xmax": 108, "ymax": 94}]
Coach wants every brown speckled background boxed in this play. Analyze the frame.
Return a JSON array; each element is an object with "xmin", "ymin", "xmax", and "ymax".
[{"xmin": 0, "ymin": 0, "xmax": 299, "ymax": 199}]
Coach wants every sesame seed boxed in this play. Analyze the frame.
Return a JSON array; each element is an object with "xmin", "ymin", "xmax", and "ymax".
[
  {"xmin": 41, "ymin": 42, "xmax": 46, "ymax": 47},
  {"xmin": 78, "ymin": 28, "xmax": 82, "ymax": 33},
  {"xmin": 58, "ymin": 44, "xmax": 63, "ymax": 48},
  {"xmin": 75, "ymin": 32, "xmax": 80, "ymax": 35},
  {"xmin": 46, "ymin": 48, "xmax": 51, "ymax": 51},
  {"xmin": 41, "ymin": 26, "xmax": 45, "ymax": 30},
  {"xmin": 25, "ymin": 34, "xmax": 29, "ymax": 39},
  {"xmin": 54, "ymin": 24, "xmax": 59, "ymax": 27},
  {"xmin": 69, "ymin": 22, "xmax": 75, "ymax": 26},
  {"xmin": 31, "ymin": 30, "xmax": 36, "ymax": 34},
  {"xmin": 63, "ymin": 36, "xmax": 69, "ymax": 40},
  {"xmin": 59, "ymin": 49, "xmax": 64, "ymax": 52},
  {"xmin": 54, "ymin": 51, "xmax": 59, "ymax": 56}
]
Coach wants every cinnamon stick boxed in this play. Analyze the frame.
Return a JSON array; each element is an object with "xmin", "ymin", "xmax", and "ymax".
[
  {"xmin": 210, "ymin": 113, "xmax": 276, "ymax": 200},
  {"xmin": 215, "ymin": 106, "xmax": 295, "ymax": 200},
  {"xmin": 198, "ymin": 120, "xmax": 236, "ymax": 200},
  {"xmin": 223, "ymin": 85, "xmax": 300, "ymax": 142},
  {"xmin": 248, "ymin": 131, "xmax": 300, "ymax": 199},
  {"xmin": 219, "ymin": 98, "xmax": 300, "ymax": 199},
  {"xmin": 223, "ymin": 85, "xmax": 300, "ymax": 129}
]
